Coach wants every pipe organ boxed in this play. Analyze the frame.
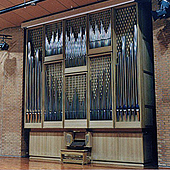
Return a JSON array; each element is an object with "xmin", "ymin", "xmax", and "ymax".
[{"xmin": 23, "ymin": 0, "xmax": 156, "ymax": 167}]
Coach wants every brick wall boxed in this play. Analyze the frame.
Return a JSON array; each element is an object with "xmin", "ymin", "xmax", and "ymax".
[
  {"xmin": 0, "ymin": 27, "xmax": 28, "ymax": 157},
  {"xmin": 152, "ymin": 0, "xmax": 170, "ymax": 168}
]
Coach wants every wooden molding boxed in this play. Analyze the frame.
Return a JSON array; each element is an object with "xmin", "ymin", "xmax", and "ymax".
[
  {"xmin": 43, "ymin": 121, "xmax": 63, "ymax": 128},
  {"xmin": 88, "ymin": 46, "xmax": 112, "ymax": 55},
  {"xmin": 30, "ymin": 128, "xmax": 151, "ymax": 134},
  {"xmin": 89, "ymin": 121, "xmax": 113, "ymax": 128},
  {"xmin": 44, "ymin": 54, "xmax": 63, "ymax": 63},
  {"xmin": 91, "ymin": 160, "xmax": 144, "ymax": 167},
  {"xmin": 25, "ymin": 123, "xmax": 42, "ymax": 128},
  {"xmin": 115, "ymin": 122, "xmax": 141, "ymax": 128},
  {"xmin": 65, "ymin": 66, "xmax": 87, "ymax": 75},
  {"xmin": 64, "ymin": 120, "xmax": 88, "ymax": 128}
]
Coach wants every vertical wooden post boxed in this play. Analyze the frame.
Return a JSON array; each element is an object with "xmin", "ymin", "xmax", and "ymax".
[
  {"xmin": 63, "ymin": 20, "xmax": 66, "ymax": 128},
  {"xmin": 112, "ymin": 8, "xmax": 117, "ymax": 128},
  {"xmin": 136, "ymin": 3, "xmax": 142, "ymax": 126},
  {"xmin": 24, "ymin": 29, "xmax": 28, "ymax": 126},
  {"xmin": 86, "ymin": 14, "xmax": 90, "ymax": 128},
  {"xmin": 42, "ymin": 25, "xmax": 46, "ymax": 128}
]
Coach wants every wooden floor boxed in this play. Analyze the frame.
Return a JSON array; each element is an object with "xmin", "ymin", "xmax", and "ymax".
[{"xmin": 0, "ymin": 157, "xmax": 146, "ymax": 169}]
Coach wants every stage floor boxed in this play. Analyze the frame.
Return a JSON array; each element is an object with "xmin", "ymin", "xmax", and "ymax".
[{"xmin": 0, "ymin": 157, "xmax": 146, "ymax": 169}]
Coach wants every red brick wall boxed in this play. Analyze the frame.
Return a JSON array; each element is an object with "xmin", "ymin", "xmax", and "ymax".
[
  {"xmin": 0, "ymin": 27, "xmax": 28, "ymax": 157},
  {"xmin": 152, "ymin": 0, "xmax": 170, "ymax": 167}
]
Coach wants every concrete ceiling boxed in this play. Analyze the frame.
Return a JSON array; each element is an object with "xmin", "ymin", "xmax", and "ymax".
[{"xmin": 0, "ymin": 0, "xmax": 104, "ymax": 30}]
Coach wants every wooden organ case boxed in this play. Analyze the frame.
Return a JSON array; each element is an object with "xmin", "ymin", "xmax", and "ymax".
[{"xmin": 23, "ymin": 0, "xmax": 156, "ymax": 167}]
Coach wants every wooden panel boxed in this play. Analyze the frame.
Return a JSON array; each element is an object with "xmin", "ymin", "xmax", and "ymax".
[
  {"xmin": 143, "ymin": 74, "xmax": 154, "ymax": 106},
  {"xmin": 43, "ymin": 121, "xmax": 63, "ymax": 128},
  {"xmin": 29, "ymin": 131, "xmax": 147, "ymax": 166},
  {"xmin": 38, "ymin": 0, "xmax": 67, "ymax": 14},
  {"xmin": 88, "ymin": 52, "xmax": 111, "ymax": 58},
  {"xmin": 25, "ymin": 123, "xmax": 41, "ymax": 128},
  {"xmin": 144, "ymin": 108, "xmax": 153, "ymax": 127},
  {"xmin": 92, "ymin": 133, "xmax": 144, "ymax": 164},
  {"xmin": 1, "ymin": 12, "xmax": 24, "ymax": 26},
  {"xmin": 89, "ymin": 121, "xmax": 113, "ymax": 128},
  {"xmin": 65, "ymin": 66, "xmax": 87, "ymax": 74},
  {"xmin": 11, "ymin": 8, "xmax": 34, "ymax": 20},
  {"xmin": 22, "ymin": 0, "xmax": 135, "ymax": 28},
  {"xmin": 44, "ymin": 54, "xmax": 63, "ymax": 63},
  {"xmin": 23, "ymin": 5, "xmax": 50, "ymax": 18},
  {"xmin": 0, "ymin": 1, "xmax": 12, "ymax": 9},
  {"xmin": 73, "ymin": 0, "xmax": 97, "ymax": 6},
  {"xmin": 137, "ymin": 1, "xmax": 154, "ymax": 129},
  {"xmin": 29, "ymin": 132, "xmax": 64, "ymax": 157},
  {"xmin": 142, "ymin": 40, "xmax": 154, "ymax": 74},
  {"xmin": 112, "ymin": 8, "xmax": 117, "ymax": 128},
  {"xmin": 0, "ymin": 0, "xmax": 29, "ymax": 6},
  {"xmin": 115, "ymin": 122, "xmax": 141, "ymax": 128},
  {"xmin": 118, "ymin": 134, "xmax": 143, "ymax": 163},
  {"xmin": 0, "ymin": 2, "xmax": 32, "ymax": 20},
  {"xmin": 143, "ymin": 134, "xmax": 152, "ymax": 163},
  {"xmin": 88, "ymin": 46, "xmax": 112, "ymax": 55},
  {"xmin": 57, "ymin": 0, "xmax": 79, "ymax": 9},
  {"xmin": 0, "ymin": 18, "xmax": 15, "ymax": 30},
  {"xmin": 138, "ymin": 1, "xmax": 153, "ymax": 74},
  {"xmin": 92, "ymin": 133, "xmax": 119, "ymax": 161},
  {"xmin": 64, "ymin": 120, "xmax": 87, "ymax": 128},
  {"xmin": 29, "ymin": 157, "xmax": 60, "ymax": 161},
  {"xmin": 91, "ymin": 160, "xmax": 144, "ymax": 167}
]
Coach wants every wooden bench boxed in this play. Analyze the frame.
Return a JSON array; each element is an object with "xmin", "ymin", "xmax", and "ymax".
[{"xmin": 61, "ymin": 149, "xmax": 90, "ymax": 165}]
